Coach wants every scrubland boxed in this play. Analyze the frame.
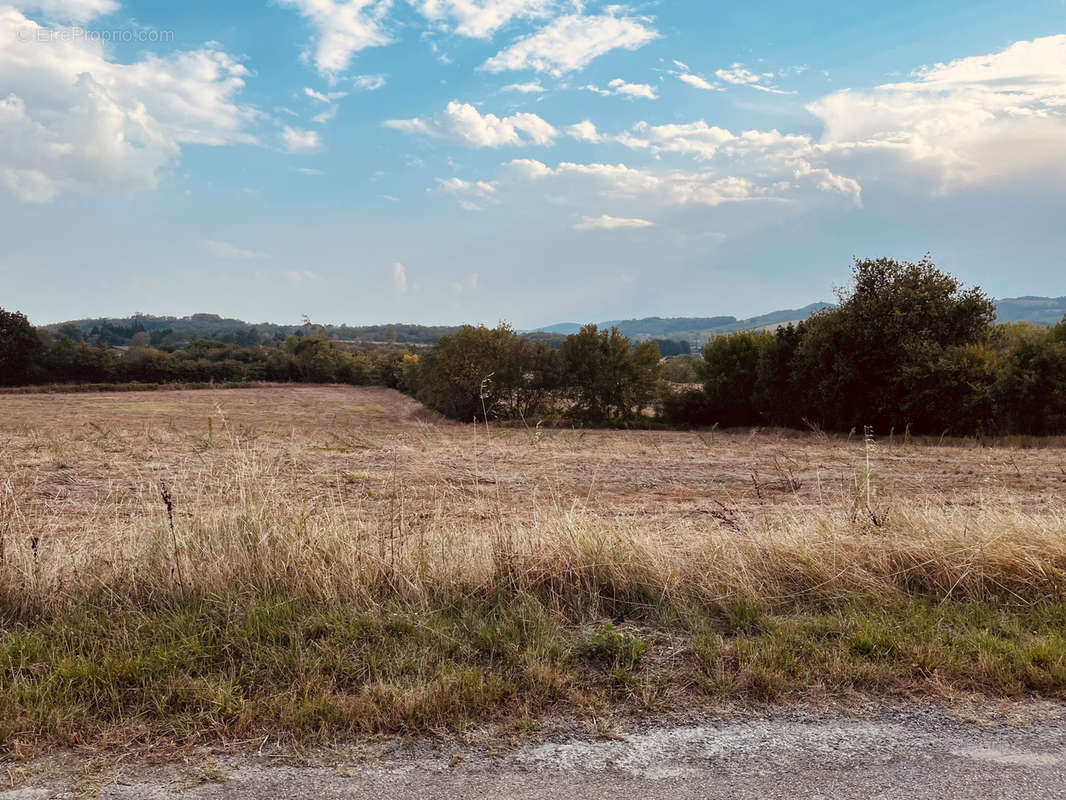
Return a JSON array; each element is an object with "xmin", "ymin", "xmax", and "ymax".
[{"xmin": 2, "ymin": 385, "xmax": 1066, "ymax": 754}]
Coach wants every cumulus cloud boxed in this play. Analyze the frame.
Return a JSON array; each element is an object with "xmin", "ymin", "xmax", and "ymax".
[
  {"xmin": 481, "ymin": 12, "xmax": 658, "ymax": 75},
  {"xmin": 0, "ymin": 8, "xmax": 259, "ymax": 203},
  {"xmin": 282, "ymin": 126, "xmax": 323, "ymax": 153},
  {"xmin": 276, "ymin": 0, "xmax": 392, "ymax": 77},
  {"xmin": 305, "ymin": 87, "xmax": 347, "ymax": 103},
  {"xmin": 715, "ymin": 63, "xmax": 790, "ymax": 94},
  {"xmin": 283, "ymin": 269, "xmax": 320, "ymax": 283},
  {"xmin": 610, "ymin": 121, "xmax": 863, "ymax": 206},
  {"xmin": 584, "ymin": 78, "xmax": 658, "ymax": 99},
  {"xmin": 567, "ymin": 120, "xmax": 603, "ymax": 142},
  {"xmin": 311, "ymin": 105, "xmax": 339, "ymax": 124},
  {"xmin": 677, "ymin": 72, "xmax": 718, "ymax": 91},
  {"xmin": 14, "ymin": 0, "xmax": 117, "ymax": 22},
  {"xmin": 412, "ymin": 0, "xmax": 555, "ymax": 38},
  {"xmin": 352, "ymin": 73, "xmax": 386, "ymax": 90},
  {"xmin": 808, "ymin": 34, "xmax": 1066, "ymax": 191},
  {"xmin": 505, "ymin": 157, "xmax": 854, "ymax": 210},
  {"xmin": 384, "ymin": 100, "xmax": 557, "ymax": 146},
  {"xmin": 502, "ymin": 81, "xmax": 545, "ymax": 93},
  {"xmin": 435, "ymin": 176, "xmax": 498, "ymax": 210},
  {"xmin": 574, "ymin": 214, "xmax": 654, "ymax": 230},
  {"xmin": 393, "ymin": 261, "xmax": 408, "ymax": 293},
  {"xmin": 202, "ymin": 239, "xmax": 268, "ymax": 259}
]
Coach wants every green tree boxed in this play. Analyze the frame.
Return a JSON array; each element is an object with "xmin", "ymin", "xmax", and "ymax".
[
  {"xmin": 992, "ymin": 328, "xmax": 1066, "ymax": 435},
  {"xmin": 416, "ymin": 324, "xmax": 523, "ymax": 421},
  {"xmin": 700, "ymin": 331, "xmax": 772, "ymax": 427},
  {"xmin": 791, "ymin": 256, "xmax": 995, "ymax": 432},
  {"xmin": 0, "ymin": 307, "xmax": 42, "ymax": 386},
  {"xmin": 560, "ymin": 325, "xmax": 660, "ymax": 424}
]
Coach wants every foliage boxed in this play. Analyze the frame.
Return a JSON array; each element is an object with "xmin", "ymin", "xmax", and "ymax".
[
  {"xmin": 559, "ymin": 325, "xmax": 661, "ymax": 424},
  {"xmin": 0, "ymin": 307, "xmax": 42, "ymax": 386},
  {"xmin": 700, "ymin": 331, "xmax": 773, "ymax": 427}
]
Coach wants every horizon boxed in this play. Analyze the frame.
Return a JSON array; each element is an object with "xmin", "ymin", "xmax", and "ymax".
[
  {"xmin": 3, "ymin": 1, "xmax": 1066, "ymax": 327},
  {"xmin": 30, "ymin": 293, "xmax": 1066, "ymax": 333}
]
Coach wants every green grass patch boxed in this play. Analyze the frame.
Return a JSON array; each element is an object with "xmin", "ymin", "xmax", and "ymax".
[{"xmin": 3, "ymin": 595, "xmax": 1066, "ymax": 753}]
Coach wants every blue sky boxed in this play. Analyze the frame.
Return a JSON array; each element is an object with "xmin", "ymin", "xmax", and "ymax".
[{"xmin": 2, "ymin": 0, "xmax": 1065, "ymax": 328}]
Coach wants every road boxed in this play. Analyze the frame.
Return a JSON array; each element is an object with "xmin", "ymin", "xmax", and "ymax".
[{"xmin": 5, "ymin": 705, "xmax": 1066, "ymax": 799}]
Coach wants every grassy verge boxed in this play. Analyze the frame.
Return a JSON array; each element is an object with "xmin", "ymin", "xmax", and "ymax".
[{"xmin": 3, "ymin": 593, "xmax": 1065, "ymax": 754}]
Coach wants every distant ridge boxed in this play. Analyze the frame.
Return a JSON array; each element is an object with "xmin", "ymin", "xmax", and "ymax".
[
  {"xmin": 994, "ymin": 296, "xmax": 1066, "ymax": 325},
  {"xmin": 42, "ymin": 296, "xmax": 1066, "ymax": 349},
  {"xmin": 534, "ymin": 303, "xmax": 832, "ymax": 344},
  {"xmin": 535, "ymin": 296, "xmax": 1066, "ymax": 345}
]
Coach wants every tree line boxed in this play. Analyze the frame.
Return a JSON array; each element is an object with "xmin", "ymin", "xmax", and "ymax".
[
  {"xmin": 4, "ymin": 256, "xmax": 1066, "ymax": 434},
  {"xmin": 667, "ymin": 257, "xmax": 1066, "ymax": 435}
]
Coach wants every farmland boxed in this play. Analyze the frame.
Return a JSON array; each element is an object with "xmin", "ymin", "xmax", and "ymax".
[{"xmin": 2, "ymin": 385, "xmax": 1066, "ymax": 753}]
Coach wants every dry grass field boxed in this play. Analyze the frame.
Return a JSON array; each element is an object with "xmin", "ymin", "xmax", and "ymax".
[{"xmin": 3, "ymin": 385, "xmax": 1066, "ymax": 754}]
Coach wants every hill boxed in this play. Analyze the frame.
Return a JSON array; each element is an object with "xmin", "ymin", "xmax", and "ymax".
[
  {"xmin": 45, "ymin": 314, "xmax": 461, "ymax": 348},
  {"xmin": 42, "ymin": 296, "xmax": 1066, "ymax": 350},
  {"xmin": 536, "ymin": 296, "xmax": 1066, "ymax": 345},
  {"xmin": 993, "ymin": 296, "xmax": 1066, "ymax": 325},
  {"xmin": 535, "ymin": 303, "xmax": 831, "ymax": 345}
]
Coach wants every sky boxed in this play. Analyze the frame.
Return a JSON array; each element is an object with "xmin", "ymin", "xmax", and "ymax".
[{"xmin": 1, "ymin": 0, "xmax": 1065, "ymax": 328}]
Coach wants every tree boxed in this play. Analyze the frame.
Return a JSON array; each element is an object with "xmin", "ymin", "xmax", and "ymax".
[
  {"xmin": 993, "ymin": 329, "xmax": 1066, "ymax": 435},
  {"xmin": 699, "ymin": 331, "xmax": 772, "ymax": 427},
  {"xmin": 416, "ymin": 324, "xmax": 523, "ymax": 421},
  {"xmin": 560, "ymin": 325, "xmax": 660, "ymax": 424},
  {"xmin": 0, "ymin": 307, "xmax": 42, "ymax": 386},
  {"xmin": 791, "ymin": 256, "xmax": 995, "ymax": 432}
]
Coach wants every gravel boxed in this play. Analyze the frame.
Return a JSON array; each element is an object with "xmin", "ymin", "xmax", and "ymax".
[{"xmin": 5, "ymin": 704, "xmax": 1066, "ymax": 799}]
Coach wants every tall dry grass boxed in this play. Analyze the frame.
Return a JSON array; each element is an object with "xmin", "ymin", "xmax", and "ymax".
[{"xmin": 4, "ymin": 437, "xmax": 1065, "ymax": 621}]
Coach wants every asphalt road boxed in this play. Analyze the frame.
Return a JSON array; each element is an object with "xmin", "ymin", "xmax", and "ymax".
[{"xmin": 5, "ymin": 705, "xmax": 1066, "ymax": 799}]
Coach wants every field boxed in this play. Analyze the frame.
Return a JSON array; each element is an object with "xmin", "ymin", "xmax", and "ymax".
[{"xmin": 3, "ymin": 385, "xmax": 1066, "ymax": 754}]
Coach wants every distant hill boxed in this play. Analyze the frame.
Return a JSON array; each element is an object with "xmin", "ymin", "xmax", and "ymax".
[
  {"xmin": 42, "ymin": 296, "xmax": 1066, "ymax": 350},
  {"xmin": 534, "ymin": 303, "xmax": 832, "ymax": 345},
  {"xmin": 45, "ymin": 314, "xmax": 461, "ymax": 348},
  {"xmin": 536, "ymin": 297, "xmax": 1066, "ymax": 346},
  {"xmin": 994, "ymin": 296, "xmax": 1066, "ymax": 325}
]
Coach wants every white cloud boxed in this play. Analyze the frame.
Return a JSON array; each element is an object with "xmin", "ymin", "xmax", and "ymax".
[
  {"xmin": 715, "ymin": 63, "xmax": 790, "ymax": 94},
  {"xmin": 202, "ymin": 239, "xmax": 268, "ymax": 259},
  {"xmin": 502, "ymin": 81, "xmax": 545, "ymax": 94},
  {"xmin": 505, "ymin": 158, "xmax": 850, "ymax": 209},
  {"xmin": 808, "ymin": 34, "xmax": 1066, "ymax": 191},
  {"xmin": 0, "ymin": 8, "xmax": 258, "ymax": 203},
  {"xmin": 678, "ymin": 72, "xmax": 718, "ymax": 91},
  {"xmin": 283, "ymin": 269, "xmax": 320, "ymax": 283},
  {"xmin": 295, "ymin": 167, "xmax": 324, "ymax": 175},
  {"xmin": 276, "ymin": 0, "xmax": 393, "ymax": 77},
  {"xmin": 584, "ymin": 77, "xmax": 658, "ymax": 99},
  {"xmin": 412, "ymin": 0, "xmax": 555, "ymax": 38},
  {"xmin": 613, "ymin": 121, "xmax": 863, "ymax": 205},
  {"xmin": 305, "ymin": 87, "xmax": 347, "ymax": 103},
  {"xmin": 352, "ymin": 73, "xmax": 386, "ymax": 90},
  {"xmin": 435, "ymin": 176, "xmax": 498, "ymax": 209},
  {"xmin": 282, "ymin": 126, "xmax": 323, "ymax": 153},
  {"xmin": 567, "ymin": 120, "xmax": 602, "ymax": 142},
  {"xmin": 393, "ymin": 261, "xmax": 407, "ymax": 293},
  {"xmin": 574, "ymin": 214, "xmax": 654, "ymax": 230},
  {"xmin": 312, "ymin": 105, "xmax": 338, "ymax": 124},
  {"xmin": 14, "ymin": 0, "xmax": 117, "ymax": 22},
  {"xmin": 384, "ymin": 100, "xmax": 557, "ymax": 146},
  {"xmin": 481, "ymin": 12, "xmax": 658, "ymax": 76}
]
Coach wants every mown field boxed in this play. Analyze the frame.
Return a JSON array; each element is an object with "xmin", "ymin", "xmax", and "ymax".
[{"xmin": 2, "ymin": 385, "xmax": 1066, "ymax": 756}]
